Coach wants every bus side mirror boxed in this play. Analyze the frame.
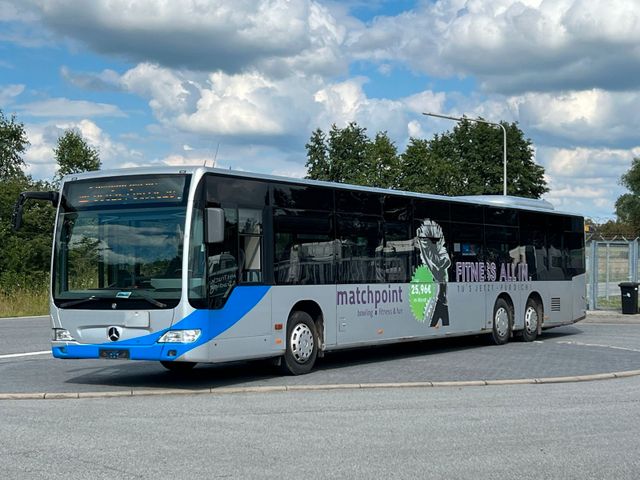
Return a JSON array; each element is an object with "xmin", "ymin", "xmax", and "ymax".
[
  {"xmin": 12, "ymin": 191, "xmax": 60, "ymax": 231},
  {"xmin": 205, "ymin": 208, "xmax": 225, "ymax": 243},
  {"xmin": 11, "ymin": 197, "xmax": 24, "ymax": 231}
]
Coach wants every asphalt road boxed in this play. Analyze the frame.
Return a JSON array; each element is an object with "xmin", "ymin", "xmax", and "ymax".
[
  {"xmin": 1, "ymin": 377, "xmax": 640, "ymax": 479},
  {"xmin": 2, "ymin": 315, "xmax": 640, "ymax": 394},
  {"xmin": 3, "ymin": 315, "xmax": 640, "ymax": 479}
]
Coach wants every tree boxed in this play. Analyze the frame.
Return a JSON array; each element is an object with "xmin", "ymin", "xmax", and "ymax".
[
  {"xmin": 305, "ymin": 119, "xmax": 547, "ymax": 198},
  {"xmin": 588, "ymin": 219, "xmax": 637, "ymax": 239},
  {"xmin": 305, "ymin": 128, "xmax": 330, "ymax": 180},
  {"xmin": 615, "ymin": 157, "xmax": 640, "ymax": 233},
  {"xmin": 305, "ymin": 122, "xmax": 371, "ymax": 185},
  {"xmin": 0, "ymin": 109, "xmax": 29, "ymax": 180},
  {"xmin": 364, "ymin": 132, "xmax": 399, "ymax": 189},
  {"xmin": 398, "ymin": 137, "xmax": 461, "ymax": 195},
  {"xmin": 398, "ymin": 119, "xmax": 548, "ymax": 198},
  {"xmin": 305, "ymin": 123, "xmax": 399, "ymax": 188},
  {"xmin": 54, "ymin": 130, "xmax": 101, "ymax": 181},
  {"xmin": 0, "ymin": 110, "xmax": 56, "ymax": 297}
]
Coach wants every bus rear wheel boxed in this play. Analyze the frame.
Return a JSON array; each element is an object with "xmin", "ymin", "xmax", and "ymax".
[
  {"xmin": 160, "ymin": 361, "xmax": 197, "ymax": 373},
  {"xmin": 282, "ymin": 311, "xmax": 318, "ymax": 375},
  {"xmin": 491, "ymin": 298, "xmax": 512, "ymax": 345},
  {"xmin": 522, "ymin": 298, "xmax": 541, "ymax": 342}
]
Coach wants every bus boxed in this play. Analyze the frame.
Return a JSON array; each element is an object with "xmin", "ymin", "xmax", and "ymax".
[{"xmin": 13, "ymin": 167, "xmax": 586, "ymax": 374}]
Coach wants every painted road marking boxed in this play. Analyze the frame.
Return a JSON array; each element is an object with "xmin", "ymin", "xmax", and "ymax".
[
  {"xmin": 557, "ymin": 340, "xmax": 640, "ymax": 354},
  {"xmin": 0, "ymin": 351, "xmax": 51, "ymax": 359}
]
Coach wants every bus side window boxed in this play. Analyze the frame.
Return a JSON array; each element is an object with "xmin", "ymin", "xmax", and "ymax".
[
  {"xmin": 207, "ymin": 208, "xmax": 239, "ymax": 308},
  {"xmin": 239, "ymin": 208, "xmax": 263, "ymax": 283},
  {"xmin": 273, "ymin": 210, "xmax": 334, "ymax": 285},
  {"xmin": 241, "ymin": 235, "xmax": 262, "ymax": 282}
]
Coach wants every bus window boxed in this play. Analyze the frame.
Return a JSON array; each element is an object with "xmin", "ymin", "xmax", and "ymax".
[
  {"xmin": 383, "ymin": 195, "xmax": 413, "ymax": 282},
  {"xmin": 336, "ymin": 190, "xmax": 382, "ymax": 215},
  {"xmin": 273, "ymin": 184, "xmax": 333, "ymax": 211},
  {"xmin": 485, "ymin": 207, "xmax": 518, "ymax": 227},
  {"xmin": 273, "ymin": 209, "xmax": 334, "ymax": 285},
  {"xmin": 207, "ymin": 208, "xmax": 238, "ymax": 308},
  {"xmin": 485, "ymin": 226, "xmax": 519, "ymax": 266},
  {"xmin": 520, "ymin": 211, "xmax": 548, "ymax": 280},
  {"xmin": 337, "ymin": 214, "xmax": 383, "ymax": 283},
  {"xmin": 450, "ymin": 222, "xmax": 482, "ymax": 281},
  {"xmin": 451, "ymin": 202, "xmax": 483, "ymax": 224},
  {"xmin": 206, "ymin": 176, "xmax": 268, "ymax": 207},
  {"xmin": 384, "ymin": 221, "xmax": 413, "ymax": 283},
  {"xmin": 565, "ymin": 231, "xmax": 585, "ymax": 276},
  {"xmin": 414, "ymin": 198, "xmax": 450, "ymax": 223},
  {"xmin": 188, "ymin": 200, "xmax": 206, "ymax": 305},
  {"xmin": 239, "ymin": 208, "xmax": 263, "ymax": 283}
]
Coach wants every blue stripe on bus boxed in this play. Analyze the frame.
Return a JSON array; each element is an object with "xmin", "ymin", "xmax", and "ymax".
[{"xmin": 52, "ymin": 286, "xmax": 270, "ymax": 361}]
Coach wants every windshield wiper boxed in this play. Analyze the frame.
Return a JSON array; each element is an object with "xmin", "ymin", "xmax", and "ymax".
[
  {"xmin": 60, "ymin": 292, "xmax": 167, "ymax": 309},
  {"xmin": 131, "ymin": 292, "xmax": 167, "ymax": 308},
  {"xmin": 60, "ymin": 295, "xmax": 108, "ymax": 308}
]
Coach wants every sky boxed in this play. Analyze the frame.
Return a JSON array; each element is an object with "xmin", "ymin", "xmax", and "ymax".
[{"xmin": 1, "ymin": 0, "xmax": 639, "ymax": 222}]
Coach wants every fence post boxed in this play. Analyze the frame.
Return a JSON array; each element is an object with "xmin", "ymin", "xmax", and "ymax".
[
  {"xmin": 605, "ymin": 242, "xmax": 611, "ymax": 302},
  {"xmin": 589, "ymin": 240, "xmax": 598, "ymax": 310},
  {"xmin": 632, "ymin": 239, "xmax": 639, "ymax": 283}
]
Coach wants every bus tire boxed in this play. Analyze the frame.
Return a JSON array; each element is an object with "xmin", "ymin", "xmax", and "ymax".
[
  {"xmin": 522, "ymin": 298, "xmax": 541, "ymax": 342},
  {"xmin": 160, "ymin": 361, "xmax": 197, "ymax": 373},
  {"xmin": 491, "ymin": 298, "xmax": 512, "ymax": 345},
  {"xmin": 282, "ymin": 311, "xmax": 318, "ymax": 375}
]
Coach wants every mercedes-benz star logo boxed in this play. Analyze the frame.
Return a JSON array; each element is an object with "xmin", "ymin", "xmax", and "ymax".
[{"xmin": 107, "ymin": 326, "xmax": 121, "ymax": 342}]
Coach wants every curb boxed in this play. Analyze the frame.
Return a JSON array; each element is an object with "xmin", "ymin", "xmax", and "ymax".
[{"xmin": 2, "ymin": 369, "xmax": 640, "ymax": 400}]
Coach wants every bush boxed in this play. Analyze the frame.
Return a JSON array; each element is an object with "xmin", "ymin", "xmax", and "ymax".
[{"xmin": 0, "ymin": 272, "xmax": 49, "ymax": 317}]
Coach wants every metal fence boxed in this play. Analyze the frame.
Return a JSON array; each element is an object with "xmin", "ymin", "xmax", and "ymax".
[{"xmin": 587, "ymin": 238, "xmax": 640, "ymax": 310}]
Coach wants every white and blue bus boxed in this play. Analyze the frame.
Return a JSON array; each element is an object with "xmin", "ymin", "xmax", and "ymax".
[{"xmin": 13, "ymin": 167, "xmax": 586, "ymax": 374}]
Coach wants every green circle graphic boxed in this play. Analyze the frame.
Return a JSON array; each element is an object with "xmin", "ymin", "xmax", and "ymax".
[{"xmin": 410, "ymin": 265, "xmax": 438, "ymax": 322}]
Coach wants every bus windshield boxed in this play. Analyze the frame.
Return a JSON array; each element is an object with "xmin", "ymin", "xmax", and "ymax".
[{"xmin": 53, "ymin": 175, "xmax": 190, "ymax": 309}]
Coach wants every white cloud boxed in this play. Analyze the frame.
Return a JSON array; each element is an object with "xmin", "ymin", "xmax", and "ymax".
[
  {"xmin": 5, "ymin": 0, "xmax": 639, "ymax": 223},
  {"xmin": 68, "ymin": 119, "xmax": 142, "ymax": 165},
  {"xmin": 351, "ymin": 0, "xmax": 640, "ymax": 93},
  {"xmin": 539, "ymin": 145, "xmax": 640, "ymax": 219},
  {"xmin": 419, "ymin": 88, "xmax": 640, "ymax": 149},
  {"xmin": 121, "ymin": 64, "xmax": 325, "ymax": 139},
  {"xmin": 158, "ymin": 154, "xmax": 214, "ymax": 168},
  {"xmin": 17, "ymin": 0, "xmax": 348, "ymax": 76},
  {"xmin": 121, "ymin": 63, "xmax": 198, "ymax": 120},
  {"xmin": 23, "ymin": 119, "xmax": 142, "ymax": 178},
  {"xmin": 176, "ymin": 72, "xmax": 300, "ymax": 136},
  {"xmin": 313, "ymin": 78, "xmax": 447, "ymax": 143},
  {"xmin": 16, "ymin": 98, "xmax": 126, "ymax": 118},
  {"xmin": 542, "ymin": 146, "xmax": 640, "ymax": 180},
  {"xmin": 0, "ymin": 83, "xmax": 24, "ymax": 104},
  {"xmin": 60, "ymin": 66, "xmax": 121, "ymax": 91},
  {"xmin": 22, "ymin": 124, "xmax": 58, "ymax": 179},
  {"xmin": 511, "ymin": 90, "xmax": 640, "ymax": 145}
]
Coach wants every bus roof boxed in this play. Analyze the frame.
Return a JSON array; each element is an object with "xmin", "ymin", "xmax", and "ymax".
[{"xmin": 61, "ymin": 165, "xmax": 580, "ymax": 217}]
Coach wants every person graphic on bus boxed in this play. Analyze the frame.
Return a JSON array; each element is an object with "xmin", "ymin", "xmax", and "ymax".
[{"xmin": 416, "ymin": 219, "xmax": 451, "ymax": 327}]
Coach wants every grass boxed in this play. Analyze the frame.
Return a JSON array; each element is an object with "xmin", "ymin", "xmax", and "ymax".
[
  {"xmin": 595, "ymin": 296, "xmax": 622, "ymax": 310},
  {"xmin": 0, "ymin": 287, "xmax": 49, "ymax": 318}
]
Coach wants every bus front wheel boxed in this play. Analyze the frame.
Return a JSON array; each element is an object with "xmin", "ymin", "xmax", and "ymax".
[
  {"xmin": 282, "ymin": 311, "xmax": 318, "ymax": 375},
  {"xmin": 491, "ymin": 298, "xmax": 512, "ymax": 345}
]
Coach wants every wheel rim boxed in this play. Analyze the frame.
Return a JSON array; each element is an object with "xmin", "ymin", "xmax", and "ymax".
[
  {"xmin": 495, "ymin": 307, "xmax": 509, "ymax": 338},
  {"xmin": 524, "ymin": 306, "xmax": 538, "ymax": 334},
  {"xmin": 290, "ymin": 323, "xmax": 314, "ymax": 363}
]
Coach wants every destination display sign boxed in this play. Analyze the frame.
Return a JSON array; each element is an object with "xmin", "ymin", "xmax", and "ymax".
[{"xmin": 63, "ymin": 175, "xmax": 189, "ymax": 209}]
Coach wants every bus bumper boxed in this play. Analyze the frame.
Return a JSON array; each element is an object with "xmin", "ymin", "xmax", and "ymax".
[{"xmin": 51, "ymin": 342, "xmax": 195, "ymax": 361}]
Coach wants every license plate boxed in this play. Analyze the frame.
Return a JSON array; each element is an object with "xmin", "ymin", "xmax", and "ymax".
[{"xmin": 99, "ymin": 349, "xmax": 130, "ymax": 360}]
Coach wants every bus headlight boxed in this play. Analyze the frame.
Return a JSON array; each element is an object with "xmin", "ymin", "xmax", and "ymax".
[
  {"xmin": 54, "ymin": 329, "xmax": 75, "ymax": 341},
  {"xmin": 158, "ymin": 329, "xmax": 201, "ymax": 343}
]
